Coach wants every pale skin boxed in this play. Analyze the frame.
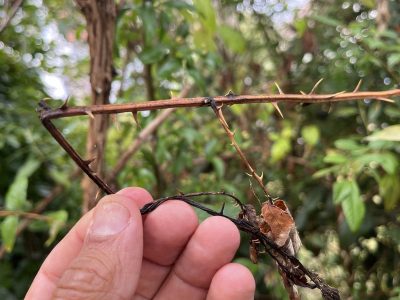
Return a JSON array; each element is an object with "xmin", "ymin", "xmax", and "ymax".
[{"xmin": 26, "ymin": 187, "xmax": 255, "ymax": 299}]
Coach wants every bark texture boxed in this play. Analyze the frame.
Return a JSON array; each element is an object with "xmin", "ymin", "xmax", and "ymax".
[{"xmin": 75, "ymin": 0, "xmax": 116, "ymax": 212}]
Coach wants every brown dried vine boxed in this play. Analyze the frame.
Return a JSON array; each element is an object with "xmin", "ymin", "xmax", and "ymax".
[{"xmin": 38, "ymin": 86, "xmax": 399, "ymax": 299}]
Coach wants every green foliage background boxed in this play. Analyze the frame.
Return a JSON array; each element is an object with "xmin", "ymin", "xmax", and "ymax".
[{"xmin": 1, "ymin": 0, "xmax": 400, "ymax": 299}]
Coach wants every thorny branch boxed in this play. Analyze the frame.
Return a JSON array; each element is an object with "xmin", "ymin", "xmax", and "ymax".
[
  {"xmin": 206, "ymin": 97, "xmax": 272, "ymax": 202},
  {"xmin": 38, "ymin": 88, "xmax": 400, "ymax": 195},
  {"xmin": 36, "ymin": 85, "xmax": 400, "ymax": 299},
  {"xmin": 140, "ymin": 192, "xmax": 340, "ymax": 300}
]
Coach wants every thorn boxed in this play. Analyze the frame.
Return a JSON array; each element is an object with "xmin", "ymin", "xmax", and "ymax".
[
  {"xmin": 225, "ymin": 90, "xmax": 236, "ymax": 97},
  {"xmin": 331, "ymin": 90, "xmax": 347, "ymax": 97},
  {"xmin": 353, "ymin": 79, "xmax": 363, "ymax": 93},
  {"xmin": 60, "ymin": 96, "xmax": 70, "ymax": 110},
  {"xmin": 300, "ymin": 90, "xmax": 307, "ymax": 95},
  {"xmin": 376, "ymin": 97, "xmax": 395, "ymax": 103},
  {"xmin": 84, "ymin": 157, "xmax": 96, "ymax": 166},
  {"xmin": 85, "ymin": 110, "xmax": 95, "ymax": 119},
  {"xmin": 95, "ymin": 189, "xmax": 102, "ymax": 201},
  {"xmin": 131, "ymin": 111, "xmax": 141, "ymax": 128},
  {"xmin": 328, "ymin": 103, "xmax": 333, "ymax": 114},
  {"xmin": 259, "ymin": 172, "xmax": 264, "ymax": 181},
  {"xmin": 177, "ymin": 189, "xmax": 184, "ymax": 195},
  {"xmin": 271, "ymin": 102, "xmax": 284, "ymax": 119},
  {"xmin": 274, "ymin": 82, "xmax": 285, "ymax": 94},
  {"xmin": 245, "ymin": 172, "xmax": 252, "ymax": 177},
  {"xmin": 219, "ymin": 202, "xmax": 226, "ymax": 215},
  {"xmin": 309, "ymin": 78, "xmax": 324, "ymax": 94}
]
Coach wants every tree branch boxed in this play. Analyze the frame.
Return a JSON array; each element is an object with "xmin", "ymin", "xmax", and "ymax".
[
  {"xmin": 38, "ymin": 87, "xmax": 399, "ymax": 196},
  {"xmin": 75, "ymin": 0, "xmax": 117, "ymax": 212}
]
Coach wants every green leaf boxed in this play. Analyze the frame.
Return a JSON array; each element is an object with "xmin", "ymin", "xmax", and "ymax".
[
  {"xmin": 365, "ymin": 125, "xmax": 400, "ymax": 142},
  {"xmin": 218, "ymin": 25, "xmax": 246, "ymax": 54},
  {"xmin": 1, "ymin": 216, "xmax": 19, "ymax": 253},
  {"xmin": 334, "ymin": 139, "xmax": 364, "ymax": 151},
  {"xmin": 139, "ymin": 46, "xmax": 169, "ymax": 64},
  {"xmin": 45, "ymin": 210, "xmax": 68, "ymax": 246},
  {"xmin": 139, "ymin": 4, "xmax": 157, "ymax": 46},
  {"xmin": 293, "ymin": 19, "xmax": 307, "ymax": 37},
  {"xmin": 311, "ymin": 14, "xmax": 342, "ymax": 27},
  {"xmin": 164, "ymin": 0, "xmax": 195, "ymax": 11},
  {"xmin": 323, "ymin": 151, "xmax": 348, "ymax": 164},
  {"xmin": 355, "ymin": 152, "xmax": 398, "ymax": 174},
  {"xmin": 333, "ymin": 179, "xmax": 352, "ymax": 204},
  {"xmin": 157, "ymin": 59, "xmax": 181, "ymax": 78},
  {"xmin": 340, "ymin": 180, "xmax": 365, "ymax": 232},
  {"xmin": 313, "ymin": 165, "xmax": 340, "ymax": 178},
  {"xmin": 211, "ymin": 157, "xmax": 225, "ymax": 178},
  {"xmin": 5, "ymin": 157, "xmax": 40, "ymax": 211},
  {"xmin": 271, "ymin": 139, "xmax": 291, "ymax": 163},
  {"xmin": 301, "ymin": 125, "xmax": 320, "ymax": 147},
  {"xmin": 49, "ymin": 168, "xmax": 70, "ymax": 187},
  {"xmin": 361, "ymin": 0, "xmax": 375, "ymax": 8},
  {"xmin": 379, "ymin": 174, "xmax": 400, "ymax": 211},
  {"xmin": 192, "ymin": 25, "xmax": 216, "ymax": 51},
  {"xmin": 388, "ymin": 53, "xmax": 400, "ymax": 68},
  {"xmin": 193, "ymin": 0, "xmax": 216, "ymax": 32},
  {"xmin": 205, "ymin": 139, "xmax": 218, "ymax": 158}
]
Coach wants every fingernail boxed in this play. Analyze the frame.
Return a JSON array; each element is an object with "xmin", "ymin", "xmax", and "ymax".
[{"xmin": 90, "ymin": 202, "xmax": 130, "ymax": 237}]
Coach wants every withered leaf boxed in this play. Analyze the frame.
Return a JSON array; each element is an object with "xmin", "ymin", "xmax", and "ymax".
[{"xmin": 261, "ymin": 200, "xmax": 301, "ymax": 252}]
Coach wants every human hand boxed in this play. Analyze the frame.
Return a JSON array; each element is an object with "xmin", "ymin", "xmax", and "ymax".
[{"xmin": 26, "ymin": 187, "xmax": 255, "ymax": 299}]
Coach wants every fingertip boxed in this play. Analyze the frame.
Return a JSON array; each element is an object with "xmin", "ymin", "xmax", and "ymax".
[
  {"xmin": 143, "ymin": 200, "xmax": 198, "ymax": 265},
  {"xmin": 207, "ymin": 263, "xmax": 255, "ymax": 300},
  {"xmin": 117, "ymin": 187, "xmax": 153, "ymax": 207},
  {"xmin": 200, "ymin": 216, "xmax": 241, "ymax": 249}
]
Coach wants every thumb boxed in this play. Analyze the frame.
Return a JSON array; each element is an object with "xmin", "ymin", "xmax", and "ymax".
[{"xmin": 53, "ymin": 194, "xmax": 143, "ymax": 300}]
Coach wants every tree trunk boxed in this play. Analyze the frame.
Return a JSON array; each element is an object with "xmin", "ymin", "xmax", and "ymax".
[{"xmin": 75, "ymin": 0, "xmax": 116, "ymax": 213}]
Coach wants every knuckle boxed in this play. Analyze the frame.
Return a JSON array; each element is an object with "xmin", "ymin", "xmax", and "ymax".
[{"xmin": 53, "ymin": 249, "xmax": 122, "ymax": 299}]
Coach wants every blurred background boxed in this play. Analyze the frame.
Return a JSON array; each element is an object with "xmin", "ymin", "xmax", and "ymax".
[{"xmin": 1, "ymin": 0, "xmax": 400, "ymax": 299}]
